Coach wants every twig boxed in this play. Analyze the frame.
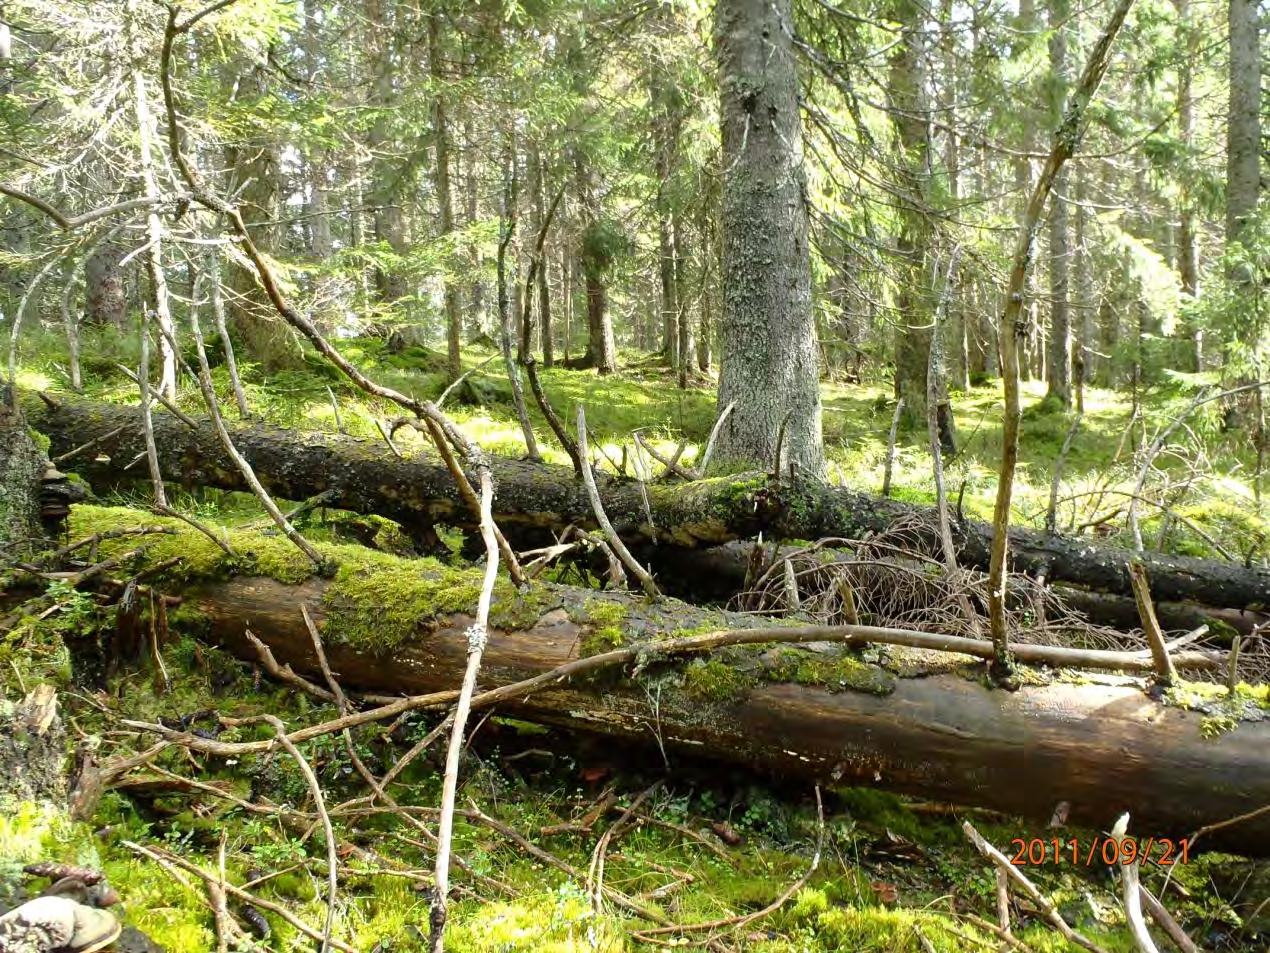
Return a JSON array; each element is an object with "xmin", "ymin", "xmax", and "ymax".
[
  {"xmin": 882, "ymin": 397, "xmax": 905, "ymax": 497},
  {"xmin": 577, "ymin": 406, "xmax": 660, "ymax": 598},
  {"xmin": 1128, "ymin": 381, "xmax": 1268, "ymax": 550},
  {"xmin": 1138, "ymin": 884, "xmax": 1200, "ymax": 953},
  {"xmin": 986, "ymin": 0, "xmax": 1135, "ymax": 683},
  {"xmin": 415, "ymin": 416, "xmax": 524, "ymax": 585},
  {"xmin": 178, "ymin": 314, "xmax": 327, "ymax": 571},
  {"xmin": 1128, "ymin": 561, "xmax": 1177, "ymax": 686},
  {"xmin": 1047, "ymin": 413, "xmax": 1083, "ymax": 534},
  {"xmin": 429, "ymin": 467, "xmax": 500, "ymax": 951},
  {"xmin": 437, "ymin": 355, "xmax": 497, "ymax": 408},
  {"xmin": 697, "ymin": 401, "xmax": 735, "ymax": 478},
  {"xmin": 154, "ymin": 503, "xmax": 237, "ymax": 558},
  {"xmin": 325, "ymin": 385, "xmax": 346, "ymax": 435},
  {"xmin": 525, "ymin": 356, "xmax": 583, "ymax": 476},
  {"xmin": 634, "ymin": 787, "xmax": 824, "ymax": 942},
  {"xmin": 125, "ymin": 840, "xmax": 355, "ymax": 952},
  {"xmin": 963, "ymin": 822, "xmax": 1111, "ymax": 953},
  {"xmin": 258, "ymin": 715, "xmax": 339, "ymax": 953},
  {"xmin": 1109, "ymin": 814, "xmax": 1160, "ymax": 953},
  {"xmin": 52, "ymin": 425, "xmax": 130, "ymax": 465},
  {"xmin": 116, "ymin": 365, "xmax": 198, "ymax": 428},
  {"xmin": 587, "ymin": 783, "xmax": 661, "ymax": 916}
]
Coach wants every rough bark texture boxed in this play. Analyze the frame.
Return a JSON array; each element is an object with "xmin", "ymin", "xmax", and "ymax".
[
  {"xmin": 1226, "ymin": 0, "xmax": 1261, "ymax": 246},
  {"xmin": 0, "ymin": 386, "xmax": 44, "ymax": 554},
  {"xmin": 185, "ymin": 574, "xmax": 1270, "ymax": 856},
  {"xmin": 712, "ymin": 0, "xmax": 824, "ymax": 476},
  {"xmin": 0, "ymin": 686, "xmax": 66, "ymax": 813},
  {"xmin": 27, "ymin": 397, "xmax": 1270, "ymax": 612},
  {"xmin": 887, "ymin": 0, "xmax": 935, "ymax": 427},
  {"xmin": 430, "ymin": 11, "xmax": 463, "ymax": 382},
  {"xmin": 82, "ymin": 242, "xmax": 128, "ymax": 329}
]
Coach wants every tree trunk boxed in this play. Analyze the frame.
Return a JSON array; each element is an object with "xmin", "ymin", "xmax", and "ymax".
[
  {"xmin": 223, "ymin": 64, "xmax": 300, "ymax": 369},
  {"xmin": 126, "ymin": 0, "xmax": 177, "ymax": 400},
  {"xmin": 574, "ymin": 158, "xmax": 616, "ymax": 376},
  {"xmin": 674, "ymin": 216, "xmax": 694, "ymax": 389},
  {"xmin": 712, "ymin": 0, "xmax": 824, "ymax": 476},
  {"xmin": 1226, "ymin": 0, "xmax": 1261, "ymax": 247},
  {"xmin": 0, "ymin": 386, "xmax": 44, "ymax": 556},
  {"xmin": 1044, "ymin": 0, "xmax": 1072, "ymax": 407},
  {"xmin": 82, "ymin": 243, "xmax": 129, "ymax": 330},
  {"xmin": 29, "ymin": 397, "xmax": 1270, "ymax": 612},
  {"xmin": 174, "ymin": 571, "xmax": 1270, "ymax": 856},
  {"xmin": 367, "ymin": 0, "xmax": 410, "ymax": 313},
  {"xmin": 430, "ymin": 10, "xmax": 463, "ymax": 381},
  {"xmin": 1175, "ymin": 0, "xmax": 1199, "ymax": 307}
]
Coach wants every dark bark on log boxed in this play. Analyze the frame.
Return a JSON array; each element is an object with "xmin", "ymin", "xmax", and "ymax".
[
  {"xmin": 184, "ymin": 574, "xmax": 1270, "ymax": 856},
  {"xmin": 26, "ymin": 397, "xmax": 1270, "ymax": 612}
]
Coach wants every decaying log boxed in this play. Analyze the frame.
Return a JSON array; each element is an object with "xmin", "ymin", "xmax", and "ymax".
[
  {"xmin": 174, "ymin": 573, "xmax": 1270, "ymax": 856},
  {"xmin": 27, "ymin": 396, "xmax": 1270, "ymax": 612}
]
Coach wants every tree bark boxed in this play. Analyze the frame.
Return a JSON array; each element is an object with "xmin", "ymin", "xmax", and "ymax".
[
  {"xmin": 179, "ymin": 572, "xmax": 1270, "ymax": 856},
  {"xmin": 430, "ymin": 9, "xmax": 463, "ymax": 382},
  {"xmin": 0, "ymin": 385, "xmax": 44, "ymax": 556},
  {"xmin": 888, "ymin": 0, "xmax": 935, "ymax": 426},
  {"xmin": 712, "ymin": 0, "xmax": 825, "ymax": 476},
  {"xmin": 1226, "ymin": 0, "xmax": 1261, "ymax": 247},
  {"xmin": 82, "ymin": 242, "xmax": 129, "ymax": 329},
  {"xmin": 28, "ymin": 397, "xmax": 1270, "ymax": 612},
  {"xmin": 1045, "ymin": 0, "xmax": 1072, "ymax": 408}
]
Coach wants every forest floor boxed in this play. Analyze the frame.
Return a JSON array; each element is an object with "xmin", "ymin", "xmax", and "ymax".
[{"xmin": 4, "ymin": 332, "xmax": 1269, "ymax": 952}]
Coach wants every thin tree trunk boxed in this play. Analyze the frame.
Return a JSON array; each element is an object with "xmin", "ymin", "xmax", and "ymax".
[
  {"xmin": 1045, "ymin": 0, "xmax": 1072, "ymax": 407},
  {"xmin": 888, "ymin": 0, "xmax": 934, "ymax": 424},
  {"xmin": 1226, "ymin": 0, "xmax": 1261, "ymax": 248},
  {"xmin": 430, "ymin": 12, "xmax": 463, "ymax": 380},
  {"xmin": 674, "ymin": 214, "xmax": 694, "ymax": 388},
  {"xmin": 128, "ymin": 6, "xmax": 177, "ymax": 400}
]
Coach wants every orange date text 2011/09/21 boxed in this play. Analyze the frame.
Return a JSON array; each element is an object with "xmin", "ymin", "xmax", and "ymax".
[{"xmin": 1009, "ymin": 837, "xmax": 1191, "ymax": 867}]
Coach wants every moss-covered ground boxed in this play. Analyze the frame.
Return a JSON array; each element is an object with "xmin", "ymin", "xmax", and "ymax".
[{"xmin": 4, "ymin": 333, "xmax": 1267, "ymax": 950}]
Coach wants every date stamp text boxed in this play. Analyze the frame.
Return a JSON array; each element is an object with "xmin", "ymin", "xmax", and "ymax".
[{"xmin": 1009, "ymin": 837, "xmax": 1190, "ymax": 866}]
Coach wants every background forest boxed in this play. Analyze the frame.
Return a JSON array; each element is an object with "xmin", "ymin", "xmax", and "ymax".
[{"xmin": 2, "ymin": 0, "xmax": 1270, "ymax": 952}]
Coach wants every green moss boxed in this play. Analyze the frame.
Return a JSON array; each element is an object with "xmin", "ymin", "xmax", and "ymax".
[
  {"xmin": 323, "ymin": 554, "xmax": 483, "ymax": 651},
  {"xmin": 27, "ymin": 428, "xmax": 51, "ymax": 455},
  {"xmin": 577, "ymin": 597, "xmax": 629, "ymax": 656},
  {"xmin": 681, "ymin": 658, "xmax": 758, "ymax": 702},
  {"xmin": 764, "ymin": 647, "xmax": 896, "ymax": 696}
]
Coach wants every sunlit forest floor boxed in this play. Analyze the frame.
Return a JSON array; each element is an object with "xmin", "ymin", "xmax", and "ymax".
[{"xmin": 5, "ymin": 331, "xmax": 1268, "ymax": 951}]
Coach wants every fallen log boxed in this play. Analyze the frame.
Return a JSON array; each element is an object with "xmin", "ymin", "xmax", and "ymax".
[
  {"xmin": 170, "ymin": 572, "xmax": 1270, "ymax": 855},
  {"xmin": 53, "ymin": 506, "xmax": 1267, "ymax": 854},
  {"xmin": 28, "ymin": 396, "xmax": 1270, "ymax": 612}
]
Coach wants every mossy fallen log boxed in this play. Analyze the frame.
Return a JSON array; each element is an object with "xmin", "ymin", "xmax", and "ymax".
[
  {"xmin": 67, "ymin": 506, "xmax": 1270, "ymax": 857},
  {"xmin": 28, "ymin": 396, "xmax": 1270, "ymax": 613}
]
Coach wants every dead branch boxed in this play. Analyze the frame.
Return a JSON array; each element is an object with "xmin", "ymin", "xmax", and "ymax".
[
  {"xmin": 429, "ymin": 466, "xmax": 500, "ymax": 951},
  {"xmin": 988, "ymin": 0, "xmax": 1135, "ymax": 682},
  {"xmin": 525, "ymin": 356, "xmax": 583, "ymax": 476},
  {"xmin": 577, "ymin": 405, "xmax": 660, "ymax": 597},
  {"xmin": 1128, "ymin": 561, "xmax": 1177, "ymax": 686},
  {"xmin": 633, "ymin": 787, "xmax": 823, "ymax": 943},
  {"xmin": 963, "ymin": 821, "xmax": 1111, "ymax": 953}
]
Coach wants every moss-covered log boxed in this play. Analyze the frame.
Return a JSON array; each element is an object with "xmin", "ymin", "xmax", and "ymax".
[
  {"xmin": 29, "ymin": 396, "xmax": 1270, "ymax": 612},
  {"xmin": 54, "ymin": 505, "xmax": 1270, "ymax": 856},
  {"xmin": 174, "ymin": 572, "xmax": 1270, "ymax": 856}
]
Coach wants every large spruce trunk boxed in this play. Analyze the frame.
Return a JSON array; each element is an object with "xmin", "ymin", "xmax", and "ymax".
[
  {"xmin": 176, "ymin": 572, "xmax": 1270, "ymax": 856},
  {"xmin": 27, "ymin": 397, "xmax": 1270, "ymax": 614},
  {"xmin": 712, "ymin": 0, "xmax": 824, "ymax": 475}
]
